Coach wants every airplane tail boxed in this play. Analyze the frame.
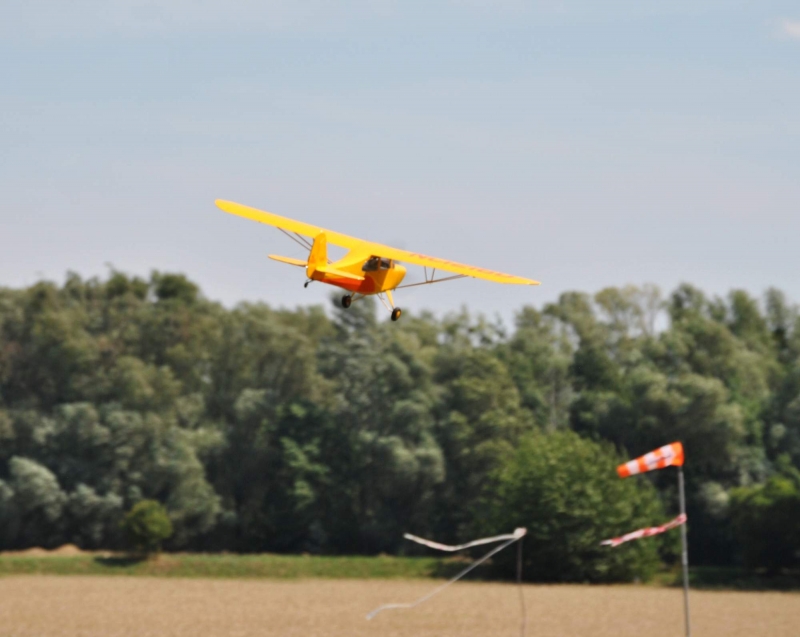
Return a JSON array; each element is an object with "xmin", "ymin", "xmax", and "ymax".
[{"xmin": 306, "ymin": 232, "xmax": 328, "ymax": 278}]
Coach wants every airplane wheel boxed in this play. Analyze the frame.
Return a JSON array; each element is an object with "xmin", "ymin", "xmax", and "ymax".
[
  {"xmin": 341, "ymin": 295, "xmax": 352, "ymax": 309},
  {"xmin": 391, "ymin": 308, "xmax": 402, "ymax": 322}
]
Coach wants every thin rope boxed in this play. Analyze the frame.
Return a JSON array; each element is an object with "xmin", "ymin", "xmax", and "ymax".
[{"xmin": 366, "ymin": 534, "xmax": 521, "ymax": 620}]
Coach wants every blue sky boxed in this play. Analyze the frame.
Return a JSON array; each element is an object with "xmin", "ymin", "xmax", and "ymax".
[{"xmin": 2, "ymin": 1, "xmax": 799, "ymax": 324}]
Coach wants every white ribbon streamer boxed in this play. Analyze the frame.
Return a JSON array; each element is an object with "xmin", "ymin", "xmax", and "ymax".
[
  {"xmin": 366, "ymin": 528, "xmax": 527, "ymax": 620},
  {"xmin": 403, "ymin": 527, "xmax": 527, "ymax": 552}
]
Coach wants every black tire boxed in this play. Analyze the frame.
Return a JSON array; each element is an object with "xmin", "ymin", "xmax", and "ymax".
[
  {"xmin": 391, "ymin": 308, "xmax": 402, "ymax": 322},
  {"xmin": 341, "ymin": 295, "xmax": 352, "ymax": 308}
]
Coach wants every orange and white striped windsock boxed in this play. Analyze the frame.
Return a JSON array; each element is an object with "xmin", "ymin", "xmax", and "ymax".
[{"xmin": 617, "ymin": 442, "xmax": 684, "ymax": 478}]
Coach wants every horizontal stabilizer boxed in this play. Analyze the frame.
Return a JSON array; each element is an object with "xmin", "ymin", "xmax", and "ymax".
[
  {"xmin": 269, "ymin": 255, "xmax": 307, "ymax": 267},
  {"xmin": 315, "ymin": 265, "xmax": 365, "ymax": 281}
]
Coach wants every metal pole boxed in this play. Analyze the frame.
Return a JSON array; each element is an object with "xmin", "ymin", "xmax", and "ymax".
[
  {"xmin": 517, "ymin": 537, "xmax": 527, "ymax": 637},
  {"xmin": 678, "ymin": 466, "xmax": 691, "ymax": 637}
]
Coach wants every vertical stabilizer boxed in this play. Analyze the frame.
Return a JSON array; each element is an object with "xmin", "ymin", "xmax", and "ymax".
[{"xmin": 306, "ymin": 232, "xmax": 328, "ymax": 278}]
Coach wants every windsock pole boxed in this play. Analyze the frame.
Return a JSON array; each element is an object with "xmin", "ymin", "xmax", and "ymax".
[
  {"xmin": 678, "ymin": 466, "xmax": 691, "ymax": 637},
  {"xmin": 613, "ymin": 442, "xmax": 691, "ymax": 637}
]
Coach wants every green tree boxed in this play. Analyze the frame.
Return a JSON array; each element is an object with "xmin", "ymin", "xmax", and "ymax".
[
  {"xmin": 313, "ymin": 297, "xmax": 445, "ymax": 553},
  {"xmin": 431, "ymin": 344, "xmax": 531, "ymax": 542},
  {"xmin": 3, "ymin": 457, "xmax": 67, "ymax": 548},
  {"xmin": 499, "ymin": 306, "xmax": 573, "ymax": 430},
  {"xmin": 482, "ymin": 430, "xmax": 668, "ymax": 583},
  {"xmin": 729, "ymin": 458, "xmax": 800, "ymax": 571},
  {"xmin": 2, "ymin": 270, "xmax": 800, "ymax": 572},
  {"xmin": 121, "ymin": 499, "xmax": 173, "ymax": 554}
]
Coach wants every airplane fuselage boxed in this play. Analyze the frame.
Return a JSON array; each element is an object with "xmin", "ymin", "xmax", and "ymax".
[{"xmin": 310, "ymin": 255, "xmax": 407, "ymax": 294}]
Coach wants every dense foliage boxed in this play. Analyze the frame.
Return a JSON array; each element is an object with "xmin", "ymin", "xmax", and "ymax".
[
  {"xmin": 482, "ymin": 431, "xmax": 667, "ymax": 582},
  {"xmin": 121, "ymin": 499, "xmax": 173, "ymax": 554},
  {"xmin": 729, "ymin": 458, "xmax": 800, "ymax": 572},
  {"xmin": 0, "ymin": 272, "xmax": 798, "ymax": 578}
]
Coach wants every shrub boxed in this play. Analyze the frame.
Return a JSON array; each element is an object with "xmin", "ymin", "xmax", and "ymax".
[{"xmin": 121, "ymin": 500, "xmax": 173, "ymax": 555}]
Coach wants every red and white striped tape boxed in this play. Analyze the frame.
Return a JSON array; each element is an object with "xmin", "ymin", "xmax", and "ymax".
[{"xmin": 601, "ymin": 513, "xmax": 687, "ymax": 547}]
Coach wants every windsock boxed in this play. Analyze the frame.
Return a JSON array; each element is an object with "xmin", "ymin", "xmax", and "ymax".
[{"xmin": 617, "ymin": 442, "xmax": 683, "ymax": 478}]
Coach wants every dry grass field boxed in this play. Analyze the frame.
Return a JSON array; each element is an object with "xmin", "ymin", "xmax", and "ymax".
[{"xmin": 0, "ymin": 576, "xmax": 798, "ymax": 636}]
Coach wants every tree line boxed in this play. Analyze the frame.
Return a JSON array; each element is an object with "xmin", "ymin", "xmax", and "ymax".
[{"xmin": 0, "ymin": 271, "xmax": 798, "ymax": 580}]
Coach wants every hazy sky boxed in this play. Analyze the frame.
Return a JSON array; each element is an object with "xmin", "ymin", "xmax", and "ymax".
[{"xmin": 2, "ymin": 1, "xmax": 799, "ymax": 324}]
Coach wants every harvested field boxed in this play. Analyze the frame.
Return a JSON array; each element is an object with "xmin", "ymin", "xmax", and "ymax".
[{"xmin": 0, "ymin": 576, "xmax": 798, "ymax": 636}]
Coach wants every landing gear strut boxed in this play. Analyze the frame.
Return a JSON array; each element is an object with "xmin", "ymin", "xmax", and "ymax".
[
  {"xmin": 341, "ymin": 295, "xmax": 352, "ymax": 309},
  {"xmin": 391, "ymin": 308, "xmax": 402, "ymax": 322}
]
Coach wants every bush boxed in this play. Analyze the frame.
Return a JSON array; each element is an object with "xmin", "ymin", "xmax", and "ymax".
[
  {"xmin": 121, "ymin": 500, "xmax": 173, "ymax": 555},
  {"xmin": 480, "ymin": 430, "xmax": 669, "ymax": 583}
]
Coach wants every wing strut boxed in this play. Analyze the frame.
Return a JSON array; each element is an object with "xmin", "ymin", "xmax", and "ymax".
[
  {"xmin": 395, "ymin": 274, "xmax": 466, "ymax": 290},
  {"xmin": 278, "ymin": 227, "xmax": 312, "ymax": 252}
]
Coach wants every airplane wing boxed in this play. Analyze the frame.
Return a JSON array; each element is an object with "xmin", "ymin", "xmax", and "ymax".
[
  {"xmin": 217, "ymin": 200, "xmax": 364, "ymax": 250},
  {"xmin": 216, "ymin": 199, "xmax": 540, "ymax": 286},
  {"xmin": 359, "ymin": 245, "xmax": 540, "ymax": 285}
]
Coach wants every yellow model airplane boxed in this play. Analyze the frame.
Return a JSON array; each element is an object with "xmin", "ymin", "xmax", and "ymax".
[{"xmin": 216, "ymin": 200, "xmax": 540, "ymax": 321}]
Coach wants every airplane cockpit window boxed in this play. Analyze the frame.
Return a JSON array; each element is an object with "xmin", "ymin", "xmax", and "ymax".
[{"xmin": 363, "ymin": 257, "xmax": 392, "ymax": 272}]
